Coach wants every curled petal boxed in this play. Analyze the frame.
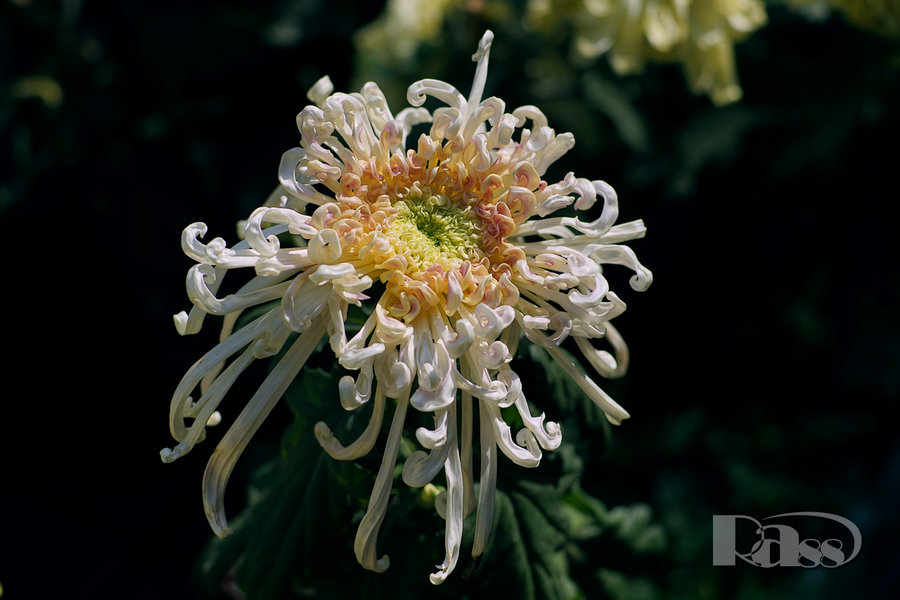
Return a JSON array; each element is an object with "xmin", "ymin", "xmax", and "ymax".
[
  {"xmin": 471, "ymin": 399, "xmax": 498, "ymax": 558},
  {"xmin": 574, "ymin": 322, "xmax": 629, "ymax": 378},
  {"xmin": 185, "ymin": 265, "xmax": 290, "ymax": 316},
  {"xmin": 510, "ymin": 385, "xmax": 562, "ymax": 451},
  {"xmin": 161, "ymin": 345, "xmax": 256, "ymax": 462},
  {"xmin": 569, "ymin": 273, "xmax": 611, "ymax": 308},
  {"xmin": 315, "ymin": 385, "xmax": 387, "ymax": 460},
  {"xmin": 466, "ymin": 97, "xmax": 505, "ymax": 137},
  {"xmin": 375, "ymin": 302, "xmax": 410, "ymax": 345},
  {"xmin": 307, "ymin": 75, "xmax": 333, "ymax": 107},
  {"xmin": 429, "ymin": 408, "xmax": 464, "ymax": 585},
  {"xmin": 413, "ymin": 325, "xmax": 450, "ymax": 392},
  {"xmin": 536, "ymin": 193, "xmax": 574, "ymax": 217},
  {"xmin": 202, "ymin": 319, "xmax": 325, "ymax": 537},
  {"xmin": 181, "ymin": 223, "xmax": 215, "ymax": 265},
  {"xmin": 281, "ymin": 274, "xmax": 331, "ymax": 332},
  {"xmin": 594, "ymin": 220, "xmax": 648, "ymax": 245},
  {"xmin": 586, "ymin": 244, "xmax": 654, "ymax": 292},
  {"xmin": 505, "ymin": 186, "xmax": 537, "ymax": 224},
  {"xmin": 395, "ymin": 106, "xmax": 432, "ymax": 133},
  {"xmin": 442, "ymin": 318, "xmax": 474, "ymax": 359},
  {"xmin": 445, "ymin": 270, "xmax": 463, "ymax": 315},
  {"xmin": 544, "ymin": 345, "xmax": 630, "ymax": 425},
  {"xmin": 453, "ymin": 366, "xmax": 509, "ymax": 403},
  {"xmin": 459, "ymin": 392, "xmax": 476, "ymax": 518},
  {"xmin": 482, "ymin": 401, "xmax": 542, "ymax": 467},
  {"xmin": 407, "ymin": 78, "xmax": 466, "ymax": 112},
  {"xmin": 474, "ymin": 340, "xmax": 511, "ymax": 370},
  {"xmin": 310, "ymin": 202, "xmax": 342, "ymax": 229},
  {"xmin": 410, "ymin": 362, "xmax": 456, "ymax": 412},
  {"xmin": 340, "ymin": 339, "xmax": 385, "ymax": 370},
  {"xmin": 355, "ymin": 390, "xmax": 409, "ymax": 573},
  {"xmin": 278, "ymin": 148, "xmax": 332, "ymax": 207},
  {"xmin": 570, "ymin": 177, "xmax": 597, "ymax": 211},
  {"xmin": 249, "ymin": 206, "xmax": 318, "ymax": 239},
  {"xmin": 517, "ymin": 311, "xmax": 572, "ymax": 348},
  {"xmin": 471, "ymin": 304, "xmax": 515, "ymax": 341},
  {"xmin": 402, "ymin": 410, "xmax": 452, "ymax": 488},
  {"xmin": 181, "ymin": 224, "xmax": 269, "ymax": 270},
  {"xmin": 309, "ymin": 262, "xmax": 357, "ymax": 284},
  {"xmin": 308, "ymin": 229, "xmax": 342, "ymax": 264},
  {"xmin": 465, "ymin": 30, "xmax": 494, "ymax": 111},
  {"xmin": 166, "ymin": 310, "xmax": 283, "ymax": 442},
  {"xmin": 338, "ymin": 362, "xmax": 375, "ymax": 410},
  {"xmin": 251, "ymin": 319, "xmax": 293, "ymax": 359},
  {"xmin": 374, "ymin": 346, "xmax": 412, "ymax": 398},
  {"xmin": 487, "ymin": 112, "xmax": 520, "ymax": 147},
  {"xmin": 533, "ymin": 133, "xmax": 575, "ymax": 175},
  {"xmin": 415, "ymin": 408, "xmax": 449, "ymax": 449},
  {"xmin": 562, "ymin": 249, "xmax": 600, "ymax": 277},
  {"xmin": 360, "ymin": 82, "xmax": 394, "ymax": 133}
]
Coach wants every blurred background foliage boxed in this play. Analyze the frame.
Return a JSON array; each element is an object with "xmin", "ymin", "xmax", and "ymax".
[{"xmin": 1, "ymin": 0, "xmax": 899, "ymax": 599}]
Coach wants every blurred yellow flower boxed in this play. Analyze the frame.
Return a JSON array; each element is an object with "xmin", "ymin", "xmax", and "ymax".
[
  {"xmin": 833, "ymin": 0, "xmax": 900, "ymax": 36},
  {"xmin": 786, "ymin": 0, "xmax": 900, "ymax": 37},
  {"xmin": 10, "ymin": 75, "xmax": 63, "ymax": 109},
  {"xmin": 528, "ymin": 0, "xmax": 767, "ymax": 105},
  {"xmin": 356, "ymin": 0, "xmax": 461, "ymax": 62}
]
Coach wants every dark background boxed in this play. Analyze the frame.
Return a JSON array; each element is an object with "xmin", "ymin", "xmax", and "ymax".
[{"xmin": 1, "ymin": 1, "xmax": 898, "ymax": 598}]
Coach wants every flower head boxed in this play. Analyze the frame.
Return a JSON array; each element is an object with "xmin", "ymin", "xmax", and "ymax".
[{"xmin": 162, "ymin": 31, "xmax": 652, "ymax": 584}]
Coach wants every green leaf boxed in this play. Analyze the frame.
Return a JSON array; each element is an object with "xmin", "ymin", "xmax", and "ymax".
[
  {"xmin": 597, "ymin": 568, "xmax": 661, "ymax": 600},
  {"xmin": 459, "ymin": 437, "xmax": 664, "ymax": 600}
]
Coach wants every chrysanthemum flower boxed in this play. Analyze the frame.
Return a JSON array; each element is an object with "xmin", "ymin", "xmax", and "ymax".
[
  {"xmin": 528, "ymin": 0, "xmax": 767, "ymax": 105},
  {"xmin": 162, "ymin": 31, "xmax": 651, "ymax": 584}
]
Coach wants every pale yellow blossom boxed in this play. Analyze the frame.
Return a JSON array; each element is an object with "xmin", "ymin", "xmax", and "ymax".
[
  {"xmin": 529, "ymin": 0, "xmax": 767, "ymax": 105},
  {"xmin": 834, "ymin": 0, "xmax": 900, "ymax": 37},
  {"xmin": 355, "ymin": 0, "xmax": 461, "ymax": 62}
]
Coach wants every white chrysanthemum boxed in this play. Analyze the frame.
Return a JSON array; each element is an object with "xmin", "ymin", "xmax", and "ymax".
[{"xmin": 162, "ymin": 31, "xmax": 652, "ymax": 585}]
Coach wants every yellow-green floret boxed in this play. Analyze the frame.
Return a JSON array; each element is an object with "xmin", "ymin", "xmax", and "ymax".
[{"xmin": 390, "ymin": 194, "xmax": 482, "ymax": 270}]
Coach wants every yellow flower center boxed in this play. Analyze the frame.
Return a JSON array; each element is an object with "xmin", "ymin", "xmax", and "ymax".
[{"xmin": 389, "ymin": 193, "xmax": 482, "ymax": 271}]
